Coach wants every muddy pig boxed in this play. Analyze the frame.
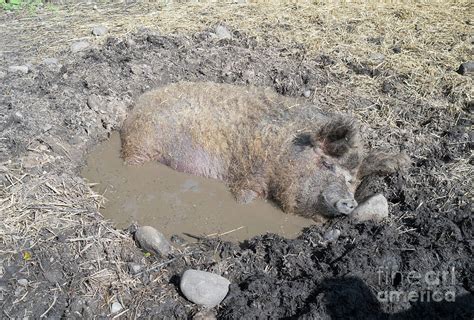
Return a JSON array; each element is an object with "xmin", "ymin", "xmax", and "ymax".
[{"xmin": 121, "ymin": 82, "xmax": 409, "ymax": 220}]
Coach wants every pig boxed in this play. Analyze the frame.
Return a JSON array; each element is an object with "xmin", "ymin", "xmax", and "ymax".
[{"xmin": 121, "ymin": 82, "xmax": 409, "ymax": 220}]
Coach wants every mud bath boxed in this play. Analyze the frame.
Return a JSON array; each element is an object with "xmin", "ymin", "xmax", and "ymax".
[{"xmin": 81, "ymin": 133, "xmax": 314, "ymax": 241}]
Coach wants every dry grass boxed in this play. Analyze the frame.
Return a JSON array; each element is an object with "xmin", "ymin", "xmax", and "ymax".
[{"xmin": 2, "ymin": 1, "xmax": 472, "ymax": 110}]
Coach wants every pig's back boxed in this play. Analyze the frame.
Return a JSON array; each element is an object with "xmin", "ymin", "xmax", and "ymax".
[{"xmin": 121, "ymin": 82, "xmax": 328, "ymax": 179}]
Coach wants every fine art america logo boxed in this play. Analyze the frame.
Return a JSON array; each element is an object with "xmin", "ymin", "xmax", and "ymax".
[{"xmin": 376, "ymin": 266, "xmax": 457, "ymax": 303}]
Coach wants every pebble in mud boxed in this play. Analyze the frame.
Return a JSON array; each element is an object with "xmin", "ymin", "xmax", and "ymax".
[
  {"xmin": 323, "ymin": 229, "xmax": 341, "ymax": 243},
  {"xmin": 92, "ymin": 25, "xmax": 108, "ymax": 36},
  {"xmin": 215, "ymin": 25, "xmax": 232, "ymax": 40},
  {"xmin": 128, "ymin": 263, "xmax": 142, "ymax": 275},
  {"xmin": 170, "ymin": 234, "xmax": 187, "ymax": 246},
  {"xmin": 180, "ymin": 270, "xmax": 230, "ymax": 308},
  {"xmin": 369, "ymin": 53, "xmax": 385, "ymax": 64},
  {"xmin": 110, "ymin": 301, "xmax": 123, "ymax": 313},
  {"xmin": 457, "ymin": 61, "xmax": 474, "ymax": 75},
  {"xmin": 351, "ymin": 194, "xmax": 389, "ymax": 222},
  {"xmin": 17, "ymin": 279, "xmax": 28, "ymax": 287},
  {"xmin": 135, "ymin": 226, "xmax": 172, "ymax": 256},
  {"xmin": 11, "ymin": 111, "xmax": 24, "ymax": 124},
  {"xmin": 71, "ymin": 41, "xmax": 90, "ymax": 53}
]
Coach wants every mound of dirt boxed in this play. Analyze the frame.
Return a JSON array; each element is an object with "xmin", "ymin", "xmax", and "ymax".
[{"xmin": 0, "ymin": 28, "xmax": 472, "ymax": 319}]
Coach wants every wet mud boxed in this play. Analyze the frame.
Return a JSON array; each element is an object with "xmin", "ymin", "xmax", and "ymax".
[{"xmin": 81, "ymin": 133, "xmax": 314, "ymax": 242}]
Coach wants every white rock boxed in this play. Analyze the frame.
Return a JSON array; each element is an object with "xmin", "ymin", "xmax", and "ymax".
[
  {"xmin": 369, "ymin": 53, "xmax": 385, "ymax": 64},
  {"xmin": 135, "ymin": 226, "xmax": 172, "ymax": 256},
  {"xmin": 71, "ymin": 41, "xmax": 90, "ymax": 53},
  {"xmin": 215, "ymin": 25, "xmax": 232, "ymax": 40},
  {"xmin": 128, "ymin": 263, "xmax": 142, "ymax": 275},
  {"xmin": 17, "ymin": 279, "xmax": 28, "ymax": 287},
  {"xmin": 352, "ymin": 194, "xmax": 389, "ymax": 222},
  {"xmin": 110, "ymin": 301, "xmax": 123, "ymax": 313},
  {"xmin": 323, "ymin": 229, "xmax": 341, "ymax": 242},
  {"xmin": 87, "ymin": 95, "xmax": 101, "ymax": 111},
  {"xmin": 92, "ymin": 25, "xmax": 108, "ymax": 36},
  {"xmin": 303, "ymin": 89, "xmax": 311, "ymax": 98},
  {"xmin": 8, "ymin": 65, "xmax": 29, "ymax": 74},
  {"xmin": 11, "ymin": 111, "xmax": 24, "ymax": 123},
  {"xmin": 180, "ymin": 269, "xmax": 230, "ymax": 307}
]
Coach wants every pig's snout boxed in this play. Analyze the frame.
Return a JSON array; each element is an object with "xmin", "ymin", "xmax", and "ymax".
[{"xmin": 335, "ymin": 198, "xmax": 358, "ymax": 215}]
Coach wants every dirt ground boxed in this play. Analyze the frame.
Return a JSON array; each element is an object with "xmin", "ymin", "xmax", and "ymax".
[{"xmin": 0, "ymin": 1, "xmax": 473, "ymax": 319}]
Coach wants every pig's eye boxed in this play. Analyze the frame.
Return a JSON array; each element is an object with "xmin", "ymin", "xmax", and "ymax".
[{"xmin": 322, "ymin": 160, "xmax": 336, "ymax": 172}]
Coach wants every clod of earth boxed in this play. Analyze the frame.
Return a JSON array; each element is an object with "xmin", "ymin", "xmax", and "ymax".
[
  {"xmin": 351, "ymin": 194, "xmax": 389, "ymax": 222},
  {"xmin": 180, "ymin": 270, "xmax": 231, "ymax": 308},
  {"xmin": 134, "ymin": 225, "xmax": 172, "ymax": 256}
]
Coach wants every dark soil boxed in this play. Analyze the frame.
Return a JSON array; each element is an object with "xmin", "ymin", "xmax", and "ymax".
[{"xmin": 0, "ymin": 28, "xmax": 472, "ymax": 319}]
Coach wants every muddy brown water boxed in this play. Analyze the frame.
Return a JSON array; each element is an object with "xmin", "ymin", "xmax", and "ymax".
[{"xmin": 81, "ymin": 133, "xmax": 314, "ymax": 242}]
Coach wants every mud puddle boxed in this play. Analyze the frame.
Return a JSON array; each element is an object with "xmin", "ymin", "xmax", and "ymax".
[{"xmin": 81, "ymin": 133, "xmax": 314, "ymax": 241}]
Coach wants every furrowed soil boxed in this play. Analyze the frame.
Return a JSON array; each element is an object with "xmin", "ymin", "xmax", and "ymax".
[{"xmin": 0, "ymin": 3, "xmax": 472, "ymax": 319}]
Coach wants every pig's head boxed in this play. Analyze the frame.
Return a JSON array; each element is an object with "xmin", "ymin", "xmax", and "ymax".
[
  {"xmin": 275, "ymin": 118, "xmax": 362, "ymax": 219},
  {"xmin": 290, "ymin": 147, "xmax": 358, "ymax": 218}
]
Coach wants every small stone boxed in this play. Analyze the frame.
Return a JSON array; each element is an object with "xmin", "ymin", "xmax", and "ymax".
[
  {"xmin": 110, "ymin": 301, "xmax": 123, "ymax": 314},
  {"xmin": 17, "ymin": 279, "xmax": 28, "ymax": 287},
  {"xmin": 44, "ymin": 270, "xmax": 63, "ymax": 283},
  {"xmin": 369, "ymin": 53, "xmax": 385, "ymax": 64},
  {"xmin": 352, "ymin": 194, "xmax": 389, "ymax": 222},
  {"xmin": 170, "ymin": 235, "xmax": 186, "ymax": 245},
  {"xmin": 323, "ymin": 229, "xmax": 341, "ymax": 243},
  {"xmin": 42, "ymin": 58, "xmax": 59, "ymax": 65},
  {"xmin": 303, "ymin": 89, "xmax": 311, "ymax": 98},
  {"xmin": 193, "ymin": 309, "xmax": 217, "ymax": 320},
  {"xmin": 215, "ymin": 25, "xmax": 232, "ymax": 40},
  {"xmin": 128, "ymin": 263, "xmax": 142, "ymax": 275},
  {"xmin": 71, "ymin": 41, "xmax": 90, "ymax": 53},
  {"xmin": 8, "ymin": 65, "xmax": 29, "ymax": 74},
  {"xmin": 126, "ymin": 38, "xmax": 136, "ymax": 47},
  {"xmin": 92, "ymin": 25, "xmax": 108, "ymax": 36},
  {"xmin": 11, "ymin": 111, "xmax": 24, "ymax": 123},
  {"xmin": 392, "ymin": 45, "xmax": 401, "ymax": 54},
  {"xmin": 180, "ymin": 269, "xmax": 230, "ymax": 307},
  {"xmin": 135, "ymin": 226, "xmax": 172, "ymax": 256},
  {"xmin": 42, "ymin": 124, "xmax": 53, "ymax": 132},
  {"xmin": 457, "ymin": 61, "xmax": 474, "ymax": 75},
  {"xmin": 87, "ymin": 95, "xmax": 101, "ymax": 111}
]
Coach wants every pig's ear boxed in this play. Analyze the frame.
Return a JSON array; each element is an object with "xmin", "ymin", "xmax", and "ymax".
[{"xmin": 311, "ymin": 117, "xmax": 360, "ymax": 157}]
